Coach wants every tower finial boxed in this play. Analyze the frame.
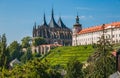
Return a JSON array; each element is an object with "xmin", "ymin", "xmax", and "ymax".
[{"xmin": 76, "ymin": 13, "xmax": 79, "ymax": 24}]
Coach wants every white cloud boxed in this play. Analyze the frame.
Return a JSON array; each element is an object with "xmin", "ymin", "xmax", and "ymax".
[
  {"xmin": 54, "ymin": 15, "xmax": 74, "ymax": 20},
  {"xmin": 76, "ymin": 7, "xmax": 92, "ymax": 10},
  {"xmin": 61, "ymin": 15, "xmax": 74, "ymax": 19},
  {"xmin": 47, "ymin": 15, "xmax": 74, "ymax": 20},
  {"xmin": 47, "ymin": 15, "xmax": 94, "ymax": 20},
  {"xmin": 60, "ymin": 15, "xmax": 94, "ymax": 20},
  {"xmin": 79, "ymin": 15, "xmax": 94, "ymax": 20},
  {"xmin": 80, "ymin": 16, "xmax": 86, "ymax": 19}
]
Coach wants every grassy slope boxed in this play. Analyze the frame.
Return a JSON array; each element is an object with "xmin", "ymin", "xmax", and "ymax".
[{"xmin": 42, "ymin": 45, "xmax": 94, "ymax": 67}]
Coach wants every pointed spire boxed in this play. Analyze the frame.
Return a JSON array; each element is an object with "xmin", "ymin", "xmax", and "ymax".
[
  {"xmin": 58, "ymin": 16, "xmax": 67, "ymax": 28},
  {"xmin": 34, "ymin": 22, "xmax": 36, "ymax": 29},
  {"xmin": 43, "ymin": 13, "xmax": 47, "ymax": 26},
  {"xmin": 49, "ymin": 8, "xmax": 60, "ymax": 28},
  {"xmin": 44, "ymin": 13, "xmax": 46, "ymax": 22},
  {"xmin": 52, "ymin": 7, "xmax": 54, "ymax": 18}
]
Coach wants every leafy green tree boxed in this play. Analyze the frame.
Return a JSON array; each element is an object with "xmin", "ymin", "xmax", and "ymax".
[
  {"xmin": 21, "ymin": 36, "xmax": 32, "ymax": 48},
  {"xmin": 65, "ymin": 57, "xmax": 83, "ymax": 78},
  {"xmin": 10, "ymin": 58, "xmax": 49, "ymax": 78},
  {"xmin": 8, "ymin": 58, "xmax": 62, "ymax": 78},
  {"xmin": 8, "ymin": 41, "xmax": 21, "ymax": 61},
  {"xmin": 32, "ymin": 37, "xmax": 47, "ymax": 47}
]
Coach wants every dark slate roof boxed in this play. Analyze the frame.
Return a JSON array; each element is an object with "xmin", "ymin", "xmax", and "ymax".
[
  {"xmin": 58, "ymin": 17, "xmax": 67, "ymax": 28},
  {"xmin": 49, "ymin": 9, "xmax": 60, "ymax": 28}
]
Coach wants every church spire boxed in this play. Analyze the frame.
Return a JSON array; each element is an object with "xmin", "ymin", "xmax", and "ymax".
[
  {"xmin": 58, "ymin": 16, "xmax": 67, "ymax": 28},
  {"xmin": 49, "ymin": 8, "xmax": 59, "ymax": 28},
  {"xmin": 34, "ymin": 22, "xmax": 36, "ymax": 29},
  {"xmin": 52, "ymin": 7, "xmax": 54, "ymax": 18},
  {"xmin": 43, "ymin": 13, "xmax": 47, "ymax": 26}
]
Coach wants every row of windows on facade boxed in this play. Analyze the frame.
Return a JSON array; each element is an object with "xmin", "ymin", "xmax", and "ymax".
[
  {"xmin": 74, "ymin": 33, "xmax": 120, "ymax": 41},
  {"xmin": 76, "ymin": 34, "xmax": 120, "ymax": 42},
  {"xmin": 73, "ymin": 39, "xmax": 120, "ymax": 45}
]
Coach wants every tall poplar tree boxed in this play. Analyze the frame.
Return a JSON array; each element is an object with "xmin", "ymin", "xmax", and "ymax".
[{"xmin": 0, "ymin": 34, "xmax": 9, "ymax": 68}]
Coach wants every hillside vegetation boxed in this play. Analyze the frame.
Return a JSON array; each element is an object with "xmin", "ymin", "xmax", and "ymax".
[{"xmin": 42, "ymin": 45, "xmax": 94, "ymax": 67}]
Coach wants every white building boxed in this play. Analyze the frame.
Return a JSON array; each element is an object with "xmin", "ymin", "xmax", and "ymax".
[{"xmin": 72, "ymin": 15, "xmax": 120, "ymax": 46}]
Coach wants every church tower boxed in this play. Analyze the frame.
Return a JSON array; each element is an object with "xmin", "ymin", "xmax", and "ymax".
[
  {"xmin": 73, "ymin": 15, "xmax": 82, "ymax": 35},
  {"xmin": 72, "ymin": 15, "xmax": 82, "ymax": 46}
]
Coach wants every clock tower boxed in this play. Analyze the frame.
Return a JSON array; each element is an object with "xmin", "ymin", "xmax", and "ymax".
[
  {"xmin": 73, "ymin": 15, "xmax": 82, "ymax": 35},
  {"xmin": 72, "ymin": 15, "xmax": 82, "ymax": 46}
]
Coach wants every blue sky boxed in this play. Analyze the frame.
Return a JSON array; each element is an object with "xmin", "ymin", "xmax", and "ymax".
[{"xmin": 0, "ymin": 0, "xmax": 120, "ymax": 44}]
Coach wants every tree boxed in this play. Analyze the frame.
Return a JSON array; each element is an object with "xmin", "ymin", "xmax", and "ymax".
[
  {"xmin": 10, "ymin": 58, "xmax": 49, "ymax": 78},
  {"xmin": 85, "ymin": 27, "xmax": 116, "ymax": 78},
  {"xmin": 32, "ymin": 37, "xmax": 47, "ymax": 47},
  {"xmin": 8, "ymin": 58, "xmax": 62, "ymax": 78},
  {"xmin": 65, "ymin": 57, "xmax": 83, "ymax": 78},
  {"xmin": 21, "ymin": 36, "xmax": 32, "ymax": 48},
  {"xmin": 8, "ymin": 41, "xmax": 21, "ymax": 61},
  {"xmin": 0, "ymin": 34, "xmax": 9, "ymax": 68},
  {"xmin": 20, "ymin": 47, "xmax": 32, "ymax": 63},
  {"xmin": 47, "ymin": 68, "xmax": 62, "ymax": 78}
]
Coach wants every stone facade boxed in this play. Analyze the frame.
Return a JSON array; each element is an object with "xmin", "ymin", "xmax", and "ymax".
[
  {"xmin": 33, "ymin": 9, "xmax": 72, "ymax": 46},
  {"xmin": 32, "ymin": 43, "xmax": 62, "ymax": 54}
]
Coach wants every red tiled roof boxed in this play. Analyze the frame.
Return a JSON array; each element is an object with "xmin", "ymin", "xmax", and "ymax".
[{"xmin": 78, "ymin": 22, "xmax": 120, "ymax": 34}]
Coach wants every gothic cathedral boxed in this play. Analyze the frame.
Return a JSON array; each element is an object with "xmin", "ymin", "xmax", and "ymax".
[{"xmin": 32, "ymin": 9, "xmax": 72, "ymax": 46}]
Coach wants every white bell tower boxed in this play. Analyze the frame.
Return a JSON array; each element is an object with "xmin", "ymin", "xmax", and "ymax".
[{"xmin": 72, "ymin": 15, "xmax": 82, "ymax": 46}]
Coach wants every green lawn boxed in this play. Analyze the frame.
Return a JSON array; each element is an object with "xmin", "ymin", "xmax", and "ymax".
[{"xmin": 42, "ymin": 45, "xmax": 94, "ymax": 67}]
